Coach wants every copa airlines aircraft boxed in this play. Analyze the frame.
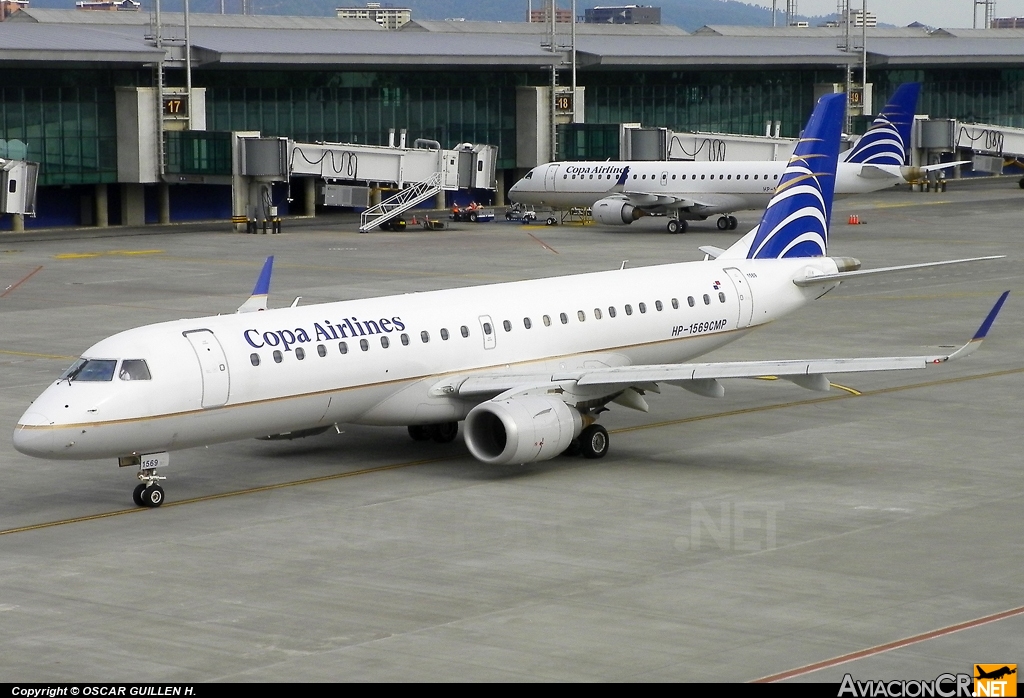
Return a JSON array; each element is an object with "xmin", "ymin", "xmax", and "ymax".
[
  {"xmin": 13, "ymin": 94, "xmax": 1006, "ymax": 508},
  {"xmin": 509, "ymin": 83, "xmax": 953, "ymax": 233}
]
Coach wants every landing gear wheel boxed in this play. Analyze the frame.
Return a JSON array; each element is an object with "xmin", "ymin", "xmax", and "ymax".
[
  {"xmin": 132, "ymin": 483, "xmax": 147, "ymax": 507},
  {"xmin": 717, "ymin": 216, "xmax": 730, "ymax": 230},
  {"xmin": 727, "ymin": 215, "xmax": 738, "ymax": 230},
  {"xmin": 432, "ymin": 421, "xmax": 459, "ymax": 443},
  {"xmin": 667, "ymin": 219, "xmax": 686, "ymax": 234},
  {"xmin": 408, "ymin": 425, "xmax": 432, "ymax": 441},
  {"xmin": 561, "ymin": 438, "xmax": 582, "ymax": 457},
  {"xmin": 579, "ymin": 424, "xmax": 609, "ymax": 459},
  {"xmin": 140, "ymin": 485, "xmax": 164, "ymax": 508},
  {"xmin": 546, "ymin": 217, "xmax": 557, "ymax": 226}
]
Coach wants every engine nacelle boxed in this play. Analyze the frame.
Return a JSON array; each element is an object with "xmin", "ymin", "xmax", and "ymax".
[
  {"xmin": 464, "ymin": 396, "xmax": 583, "ymax": 465},
  {"xmin": 592, "ymin": 197, "xmax": 642, "ymax": 225}
]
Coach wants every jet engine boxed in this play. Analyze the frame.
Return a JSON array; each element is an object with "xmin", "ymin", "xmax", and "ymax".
[
  {"xmin": 464, "ymin": 396, "xmax": 582, "ymax": 465},
  {"xmin": 592, "ymin": 197, "xmax": 643, "ymax": 225}
]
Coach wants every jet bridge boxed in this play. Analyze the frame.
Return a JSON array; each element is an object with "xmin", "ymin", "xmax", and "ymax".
[
  {"xmin": 1, "ymin": 158, "xmax": 40, "ymax": 230},
  {"xmin": 236, "ymin": 133, "xmax": 497, "ymax": 232}
]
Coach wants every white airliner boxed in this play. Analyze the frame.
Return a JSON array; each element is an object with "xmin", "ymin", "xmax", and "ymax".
[
  {"xmin": 509, "ymin": 83, "xmax": 954, "ymax": 233},
  {"xmin": 13, "ymin": 93, "xmax": 1007, "ymax": 508}
]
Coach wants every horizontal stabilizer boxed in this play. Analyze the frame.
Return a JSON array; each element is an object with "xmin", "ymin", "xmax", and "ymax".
[
  {"xmin": 793, "ymin": 255, "xmax": 1004, "ymax": 287},
  {"xmin": 237, "ymin": 256, "xmax": 274, "ymax": 313},
  {"xmin": 858, "ymin": 164, "xmax": 903, "ymax": 180}
]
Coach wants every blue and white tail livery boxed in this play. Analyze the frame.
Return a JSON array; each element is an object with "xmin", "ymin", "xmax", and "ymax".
[
  {"xmin": 843, "ymin": 82, "xmax": 920, "ymax": 167},
  {"xmin": 745, "ymin": 92, "xmax": 845, "ymax": 260}
]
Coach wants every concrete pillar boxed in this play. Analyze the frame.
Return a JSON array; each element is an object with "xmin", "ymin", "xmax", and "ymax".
[
  {"xmin": 434, "ymin": 189, "xmax": 446, "ymax": 211},
  {"xmin": 11, "ymin": 214, "xmax": 25, "ymax": 232},
  {"xmin": 370, "ymin": 188, "xmax": 382, "ymax": 207},
  {"xmin": 121, "ymin": 183, "xmax": 145, "ymax": 226},
  {"xmin": 232, "ymin": 173, "xmax": 249, "ymax": 232},
  {"xmin": 95, "ymin": 184, "xmax": 109, "ymax": 227},
  {"xmin": 494, "ymin": 170, "xmax": 506, "ymax": 206},
  {"xmin": 158, "ymin": 182, "xmax": 170, "ymax": 224},
  {"xmin": 303, "ymin": 177, "xmax": 316, "ymax": 217}
]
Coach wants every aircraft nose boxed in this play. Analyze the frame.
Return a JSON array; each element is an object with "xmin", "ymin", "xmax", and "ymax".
[{"xmin": 13, "ymin": 412, "xmax": 56, "ymax": 457}]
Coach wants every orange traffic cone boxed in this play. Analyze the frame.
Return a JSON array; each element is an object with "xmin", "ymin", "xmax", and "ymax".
[
  {"xmin": 410, "ymin": 215, "xmax": 418, "ymax": 225},
  {"xmin": 848, "ymin": 214, "xmax": 859, "ymax": 225}
]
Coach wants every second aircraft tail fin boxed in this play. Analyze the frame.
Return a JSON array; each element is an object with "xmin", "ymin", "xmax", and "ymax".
[{"xmin": 843, "ymin": 82, "xmax": 920, "ymax": 166}]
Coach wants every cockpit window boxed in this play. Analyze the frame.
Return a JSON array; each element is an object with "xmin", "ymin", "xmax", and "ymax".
[
  {"xmin": 119, "ymin": 359, "xmax": 152, "ymax": 381},
  {"xmin": 525, "ymin": 171, "xmax": 533, "ymax": 179},
  {"xmin": 62, "ymin": 358, "xmax": 117, "ymax": 382}
]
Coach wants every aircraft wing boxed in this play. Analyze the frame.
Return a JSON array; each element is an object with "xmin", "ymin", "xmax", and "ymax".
[
  {"xmin": 618, "ymin": 191, "xmax": 750, "ymax": 212},
  {"xmin": 445, "ymin": 291, "xmax": 1008, "ymax": 401}
]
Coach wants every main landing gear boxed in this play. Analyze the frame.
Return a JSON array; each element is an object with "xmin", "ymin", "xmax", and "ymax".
[
  {"xmin": 716, "ymin": 215, "xmax": 738, "ymax": 231},
  {"xmin": 408, "ymin": 422, "xmax": 459, "ymax": 444},
  {"xmin": 561, "ymin": 423, "xmax": 610, "ymax": 459},
  {"xmin": 132, "ymin": 468, "xmax": 167, "ymax": 508},
  {"xmin": 666, "ymin": 219, "xmax": 687, "ymax": 234}
]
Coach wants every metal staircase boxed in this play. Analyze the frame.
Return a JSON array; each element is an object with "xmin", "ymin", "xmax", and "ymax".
[{"xmin": 359, "ymin": 172, "xmax": 442, "ymax": 233}]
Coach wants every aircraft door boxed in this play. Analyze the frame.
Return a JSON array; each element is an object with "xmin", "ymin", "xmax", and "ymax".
[
  {"xmin": 544, "ymin": 164, "xmax": 559, "ymax": 192},
  {"xmin": 478, "ymin": 315, "xmax": 496, "ymax": 350},
  {"xmin": 183, "ymin": 329, "xmax": 230, "ymax": 408},
  {"xmin": 723, "ymin": 267, "xmax": 754, "ymax": 328},
  {"xmin": 661, "ymin": 171, "xmax": 668, "ymax": 186}
]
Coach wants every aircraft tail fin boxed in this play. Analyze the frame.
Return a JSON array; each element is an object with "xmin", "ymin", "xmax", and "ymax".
[
  {"xmin": 237, "ymin": 256, "xmax": 274, "ymax": 313},
  {"xmin": 729, "ymin": 92, "xmax": 844, "ymax": 260},
  {"xmin": 843, "ymin": 82, "xmax": 920, "ymax": 166}
]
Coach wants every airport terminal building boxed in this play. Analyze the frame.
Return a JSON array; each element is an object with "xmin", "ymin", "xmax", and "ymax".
[{"xmin": 2, "ymin": 8, "xmax": 1023, "ymax": 229}]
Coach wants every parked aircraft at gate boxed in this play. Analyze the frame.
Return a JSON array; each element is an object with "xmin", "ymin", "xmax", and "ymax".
[
  {"xmin": 509, "ymin": 83, "xmax": 953, "ymax": 233},
  {"xmin": 13, "ymin": 93, "xmax": 1006, "ymax": 508}
]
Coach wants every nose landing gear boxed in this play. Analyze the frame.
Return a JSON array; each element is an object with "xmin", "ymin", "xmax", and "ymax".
[{"xmin": 132, "ymin": 468, "xmax": 167, "ymax": 508}]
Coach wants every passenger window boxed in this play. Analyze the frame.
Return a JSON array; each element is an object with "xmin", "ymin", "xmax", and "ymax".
[
  {"xmin": 559, "ymin": 312, "xmax": 568, "ymax": 325},
  {"xmin": 421, "ymin": 330, "xmax": 430, "ymax": 343},
  {"xmin": 688, "ymin": 296, "xmax": 695, "ymax": 307},
  {"xmin": 608, "ymin": 306, "xmax": 617, "ymax": 318},
  {"xmin": 401, "ymin": 333, "xmax": 410, "ymax": 346},
  {"xmin": 744, "ymin": 174, "xmax": 749, "ymax": 180},
  {"xmin": 339, "ymin": 341, "xmax": 348, "ymax": 354},
  {"xmin": 577, "ymin": 310, "xmax": 586, "ymax": 322},
  {"xmin": 719, "ymin": 292, "xmax": 726, "ymax": 303},
  {"xmin": 250, "ymin": 353, "xmax": 260, "ymax": 367},
  {"xmin": 441, "ymin": 328, "xmax": 450, "ymax": 340},
  {"xmin": 380, "ymin": 336, "xmax": 390, "ymax": 348},
  {"xmin": 594, "ymin": 308, "xmax": 602, "ymax": 320},
  {"xmin": 639, "ymin": 302, "xmax": 647, "ymax": 314},
  {"xmin": 655, "ymin": 300, "xmax": 663, "ymax": 311},
  {"xmin": 503, "ymin": 320, "xmax": 512, "ymax": 332},
  {"xmin": 295, "ymin": 347, "xmax": 306, "ymax": 360},
  {"xmin": 360, "ymin": 339, "xmax": 369, "ymax": 351},
  {"xmin": 701, "ymin": 174, "xmax": 706, "ymax": 180},
  {"xmin": 625, "ymin": 304, "xmax": 633, "ymax": 316},
  {"xmin": 119, "ymin": 359, "xmax": 152, "ymax": 381},
  {"xmin": 273, "ymin": 350, "xmax": 283, "ymax": 364},
  {"xmin": 483, "ymin": 323, "xmax": 492, "ymax": 335},
  {"xmin": 461, "ymin": 325, "xmax": 469, "ymax": 338},
  {"xmin": 524, "ymin": 317, "xmax": 532, "ymax": 329},
  {"xmin": 543, "ymin": 315, "xmax": 552, "ymax": 327},
  {"xmin": 317, "ymin": 344, "xmax": 327, "ymax": 357},
  {"xmin": 671, "ymin": 298, "xmax": 679, "ymax": 310},
  {"xmin": 703, "ymin": 294, "xmax": 711, "ymax": 305}
]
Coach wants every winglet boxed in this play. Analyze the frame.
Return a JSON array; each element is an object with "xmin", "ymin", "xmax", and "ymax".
[
  {"xmin": 943, "ymin": 291, "xmax": 1009, "ymax": 362},
  {"xmin": 972, "ymin": 290, "xmax": 1009, "ymax": 341},
  {"xmin": 237, "ymin": 256, "xmax": 274, "ymax": 313},
  {"xmin": 607, "ymin": 166, "xmax": 631, "ymax": 192}
]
